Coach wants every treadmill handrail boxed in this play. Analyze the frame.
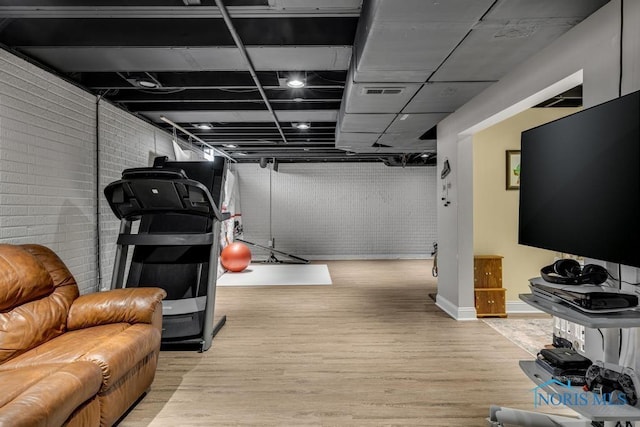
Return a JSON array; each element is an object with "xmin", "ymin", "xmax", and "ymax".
[
  {"xmin": 117, "ymin": 232, "xmax": 214, "ymax": 246},
  {"xmin": 121, "ymin": 167, "xmax": 187, "ymax": 180},
  {"xmin": 104, "ymin": 176, "xmax": 226, "ymax": 222}
]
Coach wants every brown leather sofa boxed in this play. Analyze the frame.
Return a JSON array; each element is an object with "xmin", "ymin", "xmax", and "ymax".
[{"xmin": 0, "ymin": 244, "xmax": 167, "ymax": 427}]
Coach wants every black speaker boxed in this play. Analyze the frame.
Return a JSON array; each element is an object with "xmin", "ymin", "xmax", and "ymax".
[{"xmin": 540, "ymin": 259, "xmax": 609, "ymax": 285}]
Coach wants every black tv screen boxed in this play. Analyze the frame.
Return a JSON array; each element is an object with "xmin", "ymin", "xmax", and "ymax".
[
  {"xmin": 163, "ymin": 158, "xmax": 226, "ymax": 207},
  {"xmin": 518, "ymin": 89, "xmax": 640, "ymax": 267}
]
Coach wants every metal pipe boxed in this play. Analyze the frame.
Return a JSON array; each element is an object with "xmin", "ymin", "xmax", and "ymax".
[
  {"xmin": 160, "ymin": 116, "xmax": 236, "ymax": 163},
  {"xmin": 214, "ymin": 0, "xmax": 289, "ymax": 145},
  {"xmin": 95, "ymin": 95, "xmax": 103, "ymax": 290}
]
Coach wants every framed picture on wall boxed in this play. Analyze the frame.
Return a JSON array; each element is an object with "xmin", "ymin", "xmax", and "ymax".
[{"xmin": 506, "ymin": 150, "xmax": 521, "ymax": 190}]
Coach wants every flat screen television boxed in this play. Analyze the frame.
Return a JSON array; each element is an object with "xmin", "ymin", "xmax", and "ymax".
[{"xmin": 518, "ymin": 89, "xmax": 640, "ymax": 267}]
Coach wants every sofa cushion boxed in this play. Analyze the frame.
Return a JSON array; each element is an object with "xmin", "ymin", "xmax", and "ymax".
[
  {"xmin": 0, "ymin": 245, "xmax": 79, "ymax": 364},
  {"xmin": 1, "ymin": 322, "xmax": 161, "ymax": 390},
  {"xmin": 67, "ymin": 288, "xmax": 166, "ymax": 330},
  {"xmin": 63, "ymin": 396, "xmax": 101, "ymax": 427},
  {"xmin": 0, "ymin": 244, "xmax": 53, "ymax": 311},
  {"xmin": 0, "ymin": 362, "xmax": 102, "ymax": 427}
]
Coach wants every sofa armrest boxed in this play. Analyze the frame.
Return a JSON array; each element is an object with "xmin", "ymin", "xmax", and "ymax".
[{"xmin": 67, "ymin": 288, "xmax": 166, "ymax": 331}]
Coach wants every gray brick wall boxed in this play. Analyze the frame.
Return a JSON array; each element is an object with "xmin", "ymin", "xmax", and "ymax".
[{"xmin": 235, "ymin": 163, "xmax": 437, "ymax": 259}]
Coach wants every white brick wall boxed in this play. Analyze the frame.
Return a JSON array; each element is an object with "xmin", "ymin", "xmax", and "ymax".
[
  {"xmin": 0, "ymin": 46, "xmax": 435, "ymax": 293},
  {"xmin": 0, "ymin": 49, "xmax": 174, "ymax": 293},
  {"xmin": 98, "ymin": 102, "xmax": 174, "ymax": 290},
  {"xmin": 235, "ymin": 163, "xmax": 437, "ymax": 259},
  {"xmin": 0, "ymin": 50, "xmax": 97, "ymax": 293}
]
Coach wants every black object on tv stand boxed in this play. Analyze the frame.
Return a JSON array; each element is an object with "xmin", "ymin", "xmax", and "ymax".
[{"xmin": 487, "ymin": 281, "xmax": 640, "ymax": 426}]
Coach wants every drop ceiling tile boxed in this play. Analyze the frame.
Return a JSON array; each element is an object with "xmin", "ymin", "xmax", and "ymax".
[
  {"xmin": 431, "ymin": 23, "xmax": 574, "ymax": 81},
  {"xmin": 386, "ymin": 113, "xmax": 447, "ymax": 134},
  {"xmin": 354, "ymin": 21, "xmax": 472, "ymax": 83},
  {"xmin": 339, "ymin": 113, "xmax": 396, "ymax": 133},
  {"xmin": 352, "ymin": 70, "xmax": 431, "ymax": 84},
  {"xmin": 335, "ymin": 132, "xmax": 380, "ymax": 149},
  {"xmin": 370, "ymin": 0, "xmax": 494, "ymax": 23},
  {"xmin": 486, "ymin": 0, "xmax": 608, "ymax": 20},
  {"xmin": 403, "ymin": 82, "xmax": 495, "ymax": 113}
]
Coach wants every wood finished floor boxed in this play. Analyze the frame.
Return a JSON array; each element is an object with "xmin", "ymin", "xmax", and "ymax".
[{"xmin": 120, "ymin": 260, "xmax": 569, "ymax": 427}]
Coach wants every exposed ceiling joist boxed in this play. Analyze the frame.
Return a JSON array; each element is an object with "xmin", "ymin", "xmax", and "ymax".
[
  {"xmin": 0, "ymin": 6, "xmax": 362, "ymax": 18},
  {"xmin": 0, "ymin": 0, "xmax": 605, "ymax": 165}
]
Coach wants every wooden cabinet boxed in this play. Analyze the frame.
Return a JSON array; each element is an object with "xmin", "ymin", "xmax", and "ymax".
[
  {"xmin": 474, "ymin": 255, "xmax": 507, "ymax": 318},
  {"xmin": 473, "ymin": 255, "xmax": 502, "ymax": 288},
  {"xmin": 474, "ymin": 288, "xmax": 506, "ymax": 318}
]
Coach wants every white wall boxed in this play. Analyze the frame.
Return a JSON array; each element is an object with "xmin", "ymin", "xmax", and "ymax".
[
  {"xmin": 0, "ymin": 45, "xmax": 435, "ymax": 290},
  {"xmin": 98, "ymin": 102, "xmax": 175, "ymax": 290},
  {"xmin": 0, "ymin": 49, "xmax": 98, "ymax": 293},
  {"xmin": 0, "ymin": 49, "xmax": 175, "ymax": 294},
  {"xmin": 436, "ymin": 0, "xmax": 640, "ymax": 321},
  {"xmin": 235, "ymin": 162, "xmax": 436, "ymax": 259}
]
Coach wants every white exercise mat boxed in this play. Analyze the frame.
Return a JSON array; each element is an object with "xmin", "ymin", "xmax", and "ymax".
[{"xmin": 217, "ymin": 263, "xmax": 332, "ymax": 286}]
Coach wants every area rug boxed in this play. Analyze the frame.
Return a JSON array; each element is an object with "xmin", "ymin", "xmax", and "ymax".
[
  {"xmin": 217, "ymin": 263, "xmax": 332, "ymax": 286},
  {"xmin": 482, "ymin": 318, "xmax": 553, "ymax": 356}
]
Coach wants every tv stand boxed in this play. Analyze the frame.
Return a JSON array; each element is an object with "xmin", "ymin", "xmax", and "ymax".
[{"xmin": 488, "ymin": 279, "xmax": 640, "ymax": 427}]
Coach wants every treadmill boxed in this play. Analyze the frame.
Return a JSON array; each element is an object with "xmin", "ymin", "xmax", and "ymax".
[{"xmin": 104, "ymin": 157, "xmax": 228, "ymax": 351}]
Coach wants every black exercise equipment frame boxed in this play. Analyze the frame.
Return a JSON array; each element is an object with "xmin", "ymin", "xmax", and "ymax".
[
  {"xmin": 235, "ymin": 238, "xmax": 309, "ymax": 264},
  {"xmin": 104, "ymin": 164, "xmax": 228, "ymax": 352}
]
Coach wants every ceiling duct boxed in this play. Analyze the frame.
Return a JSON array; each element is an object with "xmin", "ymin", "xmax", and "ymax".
[
  {"xmin": 336, "ymin": 0, "xmax": 603, "ymax": 156},
  {"xmin": 335, "ymin": 0, "xmax": 494, "ymax": 154}
]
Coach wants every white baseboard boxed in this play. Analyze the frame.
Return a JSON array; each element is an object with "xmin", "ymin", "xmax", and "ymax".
[
  {"xmin": 435, "ymin": 294, "xmax": 477, "ymax": 320},
  {"xmin": 506, "ymin": 301, "xmax": 543, "ymax": 314},
  {"xmin": 436, "ymin": 299, "xmax": 543, "ymax": 317}
]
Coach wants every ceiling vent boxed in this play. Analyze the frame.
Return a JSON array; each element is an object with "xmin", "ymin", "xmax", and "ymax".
[{"xmin": 362, "ymin": 87, "xmax": 405, "ymax": 96}]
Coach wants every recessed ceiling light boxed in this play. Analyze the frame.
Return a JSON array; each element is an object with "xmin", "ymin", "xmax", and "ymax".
[
  {"xmin": 193, "ymin": 123, "xmax": 213, "ymax": 130},
  {"xmin": 293, "ymin": 122, "xmax": 310, "ymax": 130},
  {"xmin": 236, "ymin": 151, "xmax": 248, "ymax": 156},
  {"xmin": 420, "ymin": 153, "xmax": 430, "ymax": 158},
  {"xmin": 293, "ymin": 97, "xmax": 304, "ymax": 102},
  {"xmin": 136, "ymin": 79, "xmax": 159, "ymax": 89},
  {"xmin": 286, "ymin": 78, "xmax": 305, "ymax": 88},
  {"xmin": 223, "ymin": 144, "xmax": 238, "ymax": 148}
]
